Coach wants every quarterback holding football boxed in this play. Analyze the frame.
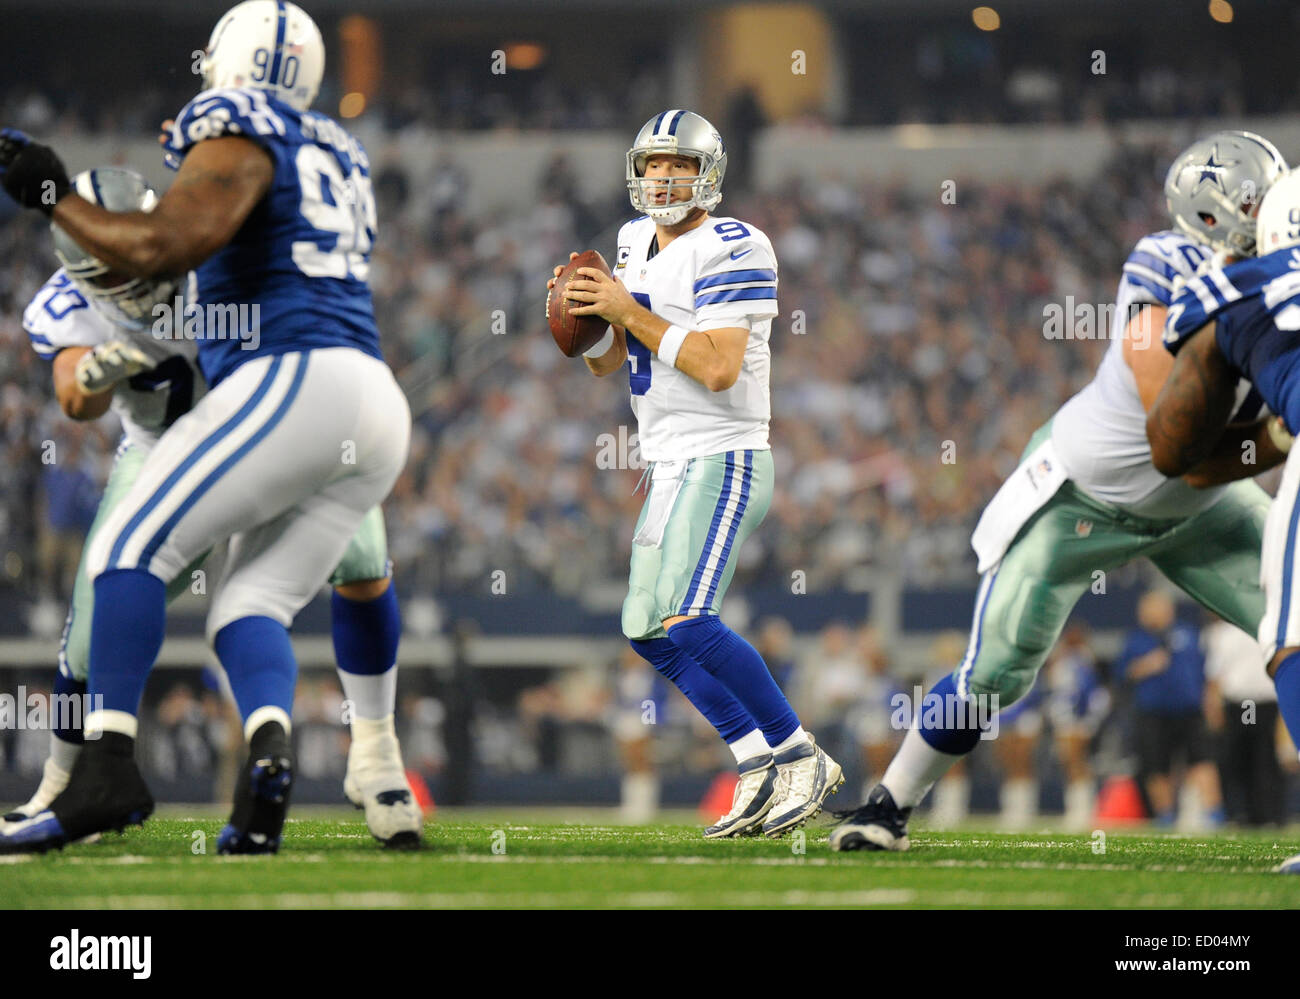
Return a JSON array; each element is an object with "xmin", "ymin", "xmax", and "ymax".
[{"xmin": 550, "ymin": 110, "xmax": 843, "ymax": 837}]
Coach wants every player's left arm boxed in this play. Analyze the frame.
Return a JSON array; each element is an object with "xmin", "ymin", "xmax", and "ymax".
[
  {"xmin": 48, "ymin": 137, "xmax": 273, "ymax": 278},
  {"xmin": 568, "ymin": 268, "xmax": 746, "ymax": 392},
  {"xmin": 1146, "ymin": 321, "xmax": 1242, "ymax": 478}
]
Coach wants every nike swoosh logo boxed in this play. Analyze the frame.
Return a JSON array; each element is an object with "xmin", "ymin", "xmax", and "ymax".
[{"xmin": 729, "ymin": 248, "xmax": 752, "ymax": 260}]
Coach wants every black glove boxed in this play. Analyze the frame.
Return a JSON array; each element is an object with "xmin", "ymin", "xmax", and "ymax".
[{"xmin": 0, "ymin": 129, "xmax": 70, "ymax": 216}]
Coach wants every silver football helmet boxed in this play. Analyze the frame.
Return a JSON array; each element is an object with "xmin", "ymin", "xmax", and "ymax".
[
  {"xmin": 51, "ymin": 167, "xmax": 178, "ymax": 326},
  {"xmin": 626, "ymin": 110, "xmax": 727, "ymax": 225},
  {"xmin": 1164, "ymin": 130, "xmax": 1287, "ymax": 257}
]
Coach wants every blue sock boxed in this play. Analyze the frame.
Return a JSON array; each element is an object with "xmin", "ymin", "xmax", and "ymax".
[
  {"xmin": 88, "ymin": 569, "xmax": 167, "ymax": 719},
  {"xmin": 331, "ymin": 583, "xmax": 402, "ymax": 719},
  {"xmin": 667, "ymin": 616, "xmax": 799, "ymax": 747},
  {"xmin": 332, "ymin": 584, "xmax": 401, "ymax": 677},
  {"xmin": 52, "ymin": 670, "xmax": 86, "ymax": 745},
  {"xmin": 1273, "ymin": 652, "xmax": 1300, "ymax": 752},
  {"xmin": 630, "ymin": 637, "xmax": 757, "ymax": 744},
  {"xmin": 917, "ymin": 674, "xmax": 986, "ymax": 756},
  {"xmin": 214, "ymin": 616, "xmax": 298, "ymax": 726}
]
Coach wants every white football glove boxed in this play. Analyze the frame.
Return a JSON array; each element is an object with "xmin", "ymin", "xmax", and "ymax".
[{"xmin": 74, "ymin": 340, "xmax": 152, "ymax": 395}]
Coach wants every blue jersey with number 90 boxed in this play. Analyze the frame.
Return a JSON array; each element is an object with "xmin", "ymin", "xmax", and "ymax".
[{"xmin": 163, "ymin": 85, "xmax": 382, "ymax": 386}]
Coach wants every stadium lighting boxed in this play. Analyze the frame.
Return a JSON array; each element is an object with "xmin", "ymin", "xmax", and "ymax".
[
  {"xmin": 972, "ymin": 6, "xmax": 1001, "ymax": 31},
  {"xmin": 1209, "ymin": 0, "xmax": 1233, "ymax": 23},
  {"xmin": 505, "ymin": 42, "xmax": 547, "ymax": 71},
  {"xmin": 340, "ymin": 92, "xmax": 366, "ymax": 118}
]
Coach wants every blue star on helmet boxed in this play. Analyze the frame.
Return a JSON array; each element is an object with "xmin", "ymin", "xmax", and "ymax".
[{"xmin": 1190, "ymin": 145, "xmax": 1238, "ymax": 196}]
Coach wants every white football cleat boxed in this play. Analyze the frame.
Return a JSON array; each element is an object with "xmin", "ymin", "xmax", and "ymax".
[
  {"xmin": 704, "ymin": 753, "xmax": 778, "ymax": 838},
  {"xmin": 761, "ymin": 734, "xmax": 844, "ymax": 837},
  {"xmin": 1277, "ymin": 853, "xmax": 1300, "ymax": 874},
  {"xmin": 344, "ymin": 718, "xmax": 423, "ymax": 849}
]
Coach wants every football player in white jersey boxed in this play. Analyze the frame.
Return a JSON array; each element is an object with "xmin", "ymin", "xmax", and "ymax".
[
  {"xmin": 553, "ymin": 110, "xmax": 843, "ymax": 837},
  {"xmin": 3, "ymin": 166, "xmax": 420, "ymax": 849},
  {"xmin": 831, "ymin": 130, "xmax": 1289, "ymax": 851}
]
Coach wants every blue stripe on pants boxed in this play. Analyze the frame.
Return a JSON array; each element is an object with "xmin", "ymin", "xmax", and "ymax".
[
  {"xmin": 1277, "ymin": 486, "xmax": 1300, "ymax": 651},
  {"xmin": 680, "ymin": 452, "xmax": 737, "ymax": 615},
  {"xmin": 694, "ymin": 450, "xmax": 753, "ymax": 614},
  {"xmin": 107, "ymin": 356, "xmax": 286, "ymax": 569},
  {"xmin": 136, "ymin": 353, "xmax": 311, "ymax": 570}
]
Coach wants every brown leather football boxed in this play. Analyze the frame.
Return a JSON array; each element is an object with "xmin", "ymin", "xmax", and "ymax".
[{"xmin": 547, "ymin": 249, "xmax": 612, "ymax": 357}]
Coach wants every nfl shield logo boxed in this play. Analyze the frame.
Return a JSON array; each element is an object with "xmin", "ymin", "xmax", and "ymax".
[
  {"xmin": 1075, "ymin": 519, "xmax": 1093, "ymax": 538},
  {"xmin": 639, "ymin": 268, "xmax": 647, "ymax": 280}
]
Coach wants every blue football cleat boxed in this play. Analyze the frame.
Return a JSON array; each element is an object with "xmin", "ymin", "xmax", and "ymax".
[{"xmin": 219, "ymin": 722, "xmax": 294, "ymax": 855}]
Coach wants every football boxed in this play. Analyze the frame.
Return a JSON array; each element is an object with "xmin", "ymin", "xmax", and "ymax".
[{"xmin": 547, "ymin": 249, "xmax": 612, "ymax": 357}]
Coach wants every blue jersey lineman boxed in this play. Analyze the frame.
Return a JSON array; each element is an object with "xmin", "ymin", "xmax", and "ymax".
[
  {"xmin": 0, "ymin": 1, "xmax": 412, "ymax": 854},
  {"xmin": 1149, "ymin": 168, "xmax": 1300, "ymax": 871}
]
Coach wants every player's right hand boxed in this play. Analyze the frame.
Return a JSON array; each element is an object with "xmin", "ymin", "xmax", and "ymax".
[
  {"xmin": 75, "ymin": 340, "xmax": 152, "ymax": 395},
  {"xmin": 546, "ymin": 251, "xmax": 580, "ymax": 291}
]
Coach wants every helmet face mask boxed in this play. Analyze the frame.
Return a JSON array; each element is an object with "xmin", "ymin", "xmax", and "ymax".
[
  {"xmin": 1164, "ymin": 130, "xmax": 1288, "ymax": 257},
  {"xmin": 52, "ymin": 168, "xmax": 178, "ymax": 327},
  {"xmin": 200, "ymin": 0, "xmax": 325, "ymax": 112},
  {"xmin": 626, "ymin": 110, "xmax": 727, "ymax": 225}
]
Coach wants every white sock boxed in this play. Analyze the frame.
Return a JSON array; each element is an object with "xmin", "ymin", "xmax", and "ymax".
[
  {"xmin": 771, "ymin": 726, "xmax": 811, "ymax": 756},
  {"xmin": 728, "ymin": 728, "xmax": 771, "ymax": 764},
  {"xmin": 337, "ymin": 664, "xmax": 397, "ymax": 721},
  {"xmin": 1064, "ymin": 779, "xmax": 1095, "ymax": 829},
  {"xmin": 930, "ymin": 775, "xmax": 969, "ymax": 828},
  {"xmin": 620, "ymin": 773, "xmax": 659, "ymax": 823},
  {"xmin": 50, "ymin": 734, "xmax": 81, "ymax": 774},
  {"xmin": 351, "ymin": 713, "xmax": 398, "ymax": 745},
  {"xmin": 881, "ymin": 725, "xmax": 965, "ymax": 809},
  {"xmin": 1001, "ymin": 778, "xmax": 1037, "ymax": 828}
]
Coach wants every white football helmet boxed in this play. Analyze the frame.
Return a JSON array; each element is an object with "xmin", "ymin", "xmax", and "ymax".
[
  {"xmin": 1255, "ymin": 169, "xmax": 1300, "ymax": 256},
  {"xmin": 200, "ymin": 0, "xmax": 324, "ymax": 111},
  {"xmin": 626, "ymin": 110, "xmax": 727, "ymax": 226}
]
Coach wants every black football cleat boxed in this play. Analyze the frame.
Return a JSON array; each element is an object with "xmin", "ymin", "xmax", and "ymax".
[
  {"xmin": 0, "ymin": 732, "xmax": 153, "ymax": 854},
  {"xmin": 828, "ymin": 784, "xmax": 912, "ymax": 852},
  {"xmin": 218, "ymin": 721, "xmax": 294, "ymax": 855}
]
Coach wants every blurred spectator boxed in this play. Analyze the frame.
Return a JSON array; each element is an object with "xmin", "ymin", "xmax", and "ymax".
[
  {"xmin": 1045, "ymin": 622, "xmax": 1110, "ymax": 829},
  {"xmin": 144, "ymin": 682, "xmax": 217, "ymax": 781},
  {"xmin": 0, "ymin": 135, "xmax": 1194, "ymax": 599},
  {"xmin": 754, "ymin": 616, "xmax": 797, "ymax": 692},
  {"xmin": 293, "ymin": 677, "xmax": 349, "ymax": 780},
  {"xmin": 37, "ymin": 430, "xmax": 100, "ymax": 604},
  {"xmin": 845, "ymin": 624, "xmax": 904, "ymax": 799},
  {"xmin": 1118, "ymin": 590, "xmax": 1223, "ymax": 828},
  {"xmin": 1203, "ymin": 617, "xmax": 1286, "ymax": 827},
  {"xmin": 610, "ymin": 645, "xmax": 660, "ymax": 823}
]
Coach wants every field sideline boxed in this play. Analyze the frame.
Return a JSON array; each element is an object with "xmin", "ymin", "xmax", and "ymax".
[{"xmin": 4, "ymin": 808, "xmax": 1300, "ymax": 909}]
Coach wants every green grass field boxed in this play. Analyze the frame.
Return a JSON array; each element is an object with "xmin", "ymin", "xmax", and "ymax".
[{"xmin": 4, "ymin": 808, "xmax": 1300, "ymax": 909}]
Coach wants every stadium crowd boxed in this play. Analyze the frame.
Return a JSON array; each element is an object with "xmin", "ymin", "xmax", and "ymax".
[{"xmin": 0, "ymin": 135, "xmax": 1191, "ymax": 609}]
